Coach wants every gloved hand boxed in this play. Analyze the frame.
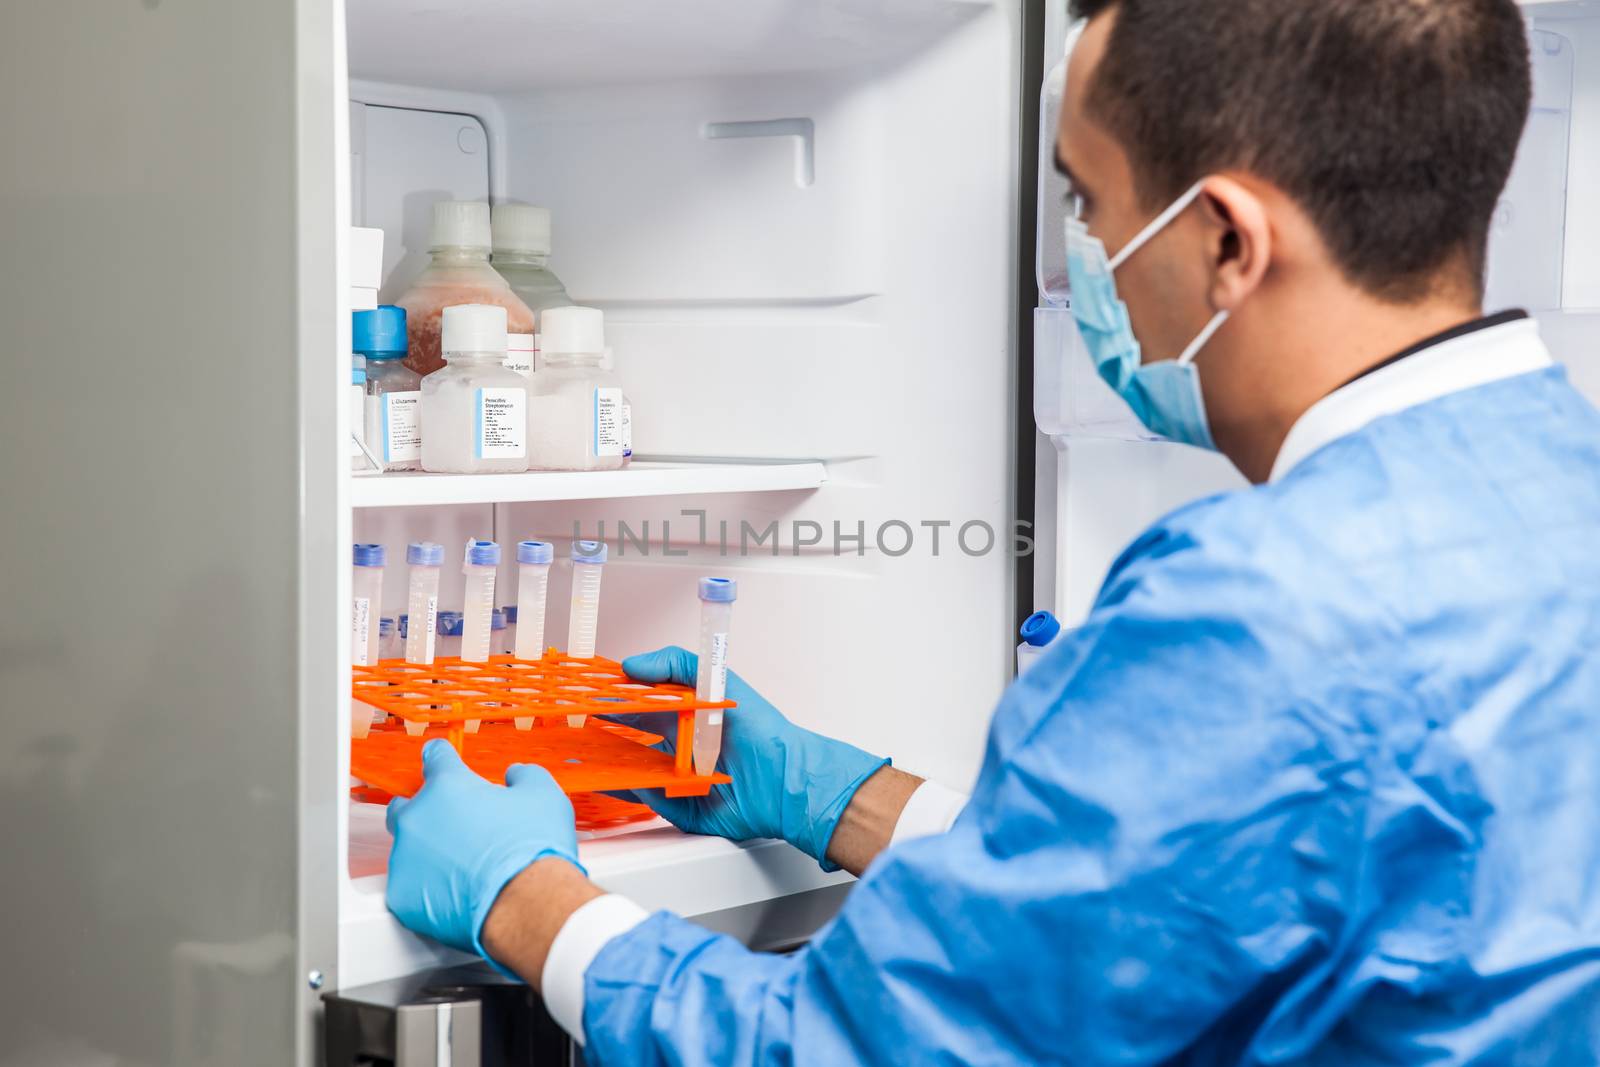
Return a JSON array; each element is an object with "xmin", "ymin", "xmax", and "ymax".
[
  {"xmin": 611, "ymin": 646, "xmax": 889, "ymax": 871},
  {"xmin": 386, "ymin": 739, "xmax": 583, "ymax": 960}
]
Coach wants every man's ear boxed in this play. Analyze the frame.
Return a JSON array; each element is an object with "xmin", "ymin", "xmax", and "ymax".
[{"xmin": 1196, "ymin": 176, "xmax": 1270, "ymax": 313}]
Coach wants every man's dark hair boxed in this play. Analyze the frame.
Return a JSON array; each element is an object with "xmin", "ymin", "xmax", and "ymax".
[{"xmin": 1067, "ymin": 0, "xmax": 1531, "ymax": 303}]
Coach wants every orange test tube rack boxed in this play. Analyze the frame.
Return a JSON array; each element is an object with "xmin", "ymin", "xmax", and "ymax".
[{"xmin": 349, "ymin": 650, "xmax": 735, "ymax": 802}]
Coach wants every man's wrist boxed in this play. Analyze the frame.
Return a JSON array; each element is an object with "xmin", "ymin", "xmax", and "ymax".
[
  {"xmin": 824, "ymin": 765, "xmax": 925, "ymax": 876},
  {"xmin": 480, "ymin": 857, "xmax": 604, "ymax": 989}
]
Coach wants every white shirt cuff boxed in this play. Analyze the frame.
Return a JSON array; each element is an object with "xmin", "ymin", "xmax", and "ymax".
[
  {"xmin": 889, "ymin": 780, "xmax": 969, "ymax": 847},
  {"xmin": 539, "ymin": 893, "xmax": 651, "ymax": 1045}
]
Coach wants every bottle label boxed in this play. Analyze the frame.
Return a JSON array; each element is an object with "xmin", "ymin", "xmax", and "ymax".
[
  {"xmin": 476, "ymin": 387, "xmax": 527, "ymax": 459},
  {"xmin": 595, "ymin": 388, "xmax": 626, "ymax": 457},
  {"xmin": 707, "ymin": 631, "xmax": 729, "ymax": 703},
  {"xmin": 621, "ymin": 403, "xmax": 633, "ymax": 458},
  {"xmin": 383, "ymin": 391, "xmax": 422, "ymax": 462},
  {"xmin": 352, "ymin": 597, "xmax": 372, "ymax": 665},
  {"xmin": 504, "ymin": 334, "xmax": 535, "ymax": 378}
]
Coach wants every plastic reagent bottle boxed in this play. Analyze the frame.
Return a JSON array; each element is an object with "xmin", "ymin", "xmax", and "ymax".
[
  {"xmin": 351, "ymin": 544, "xmax": 386, "ymax": 667},
  {"xmin": 566, "ymin": 539, "xmax": 608, "ymax": 727},
  {"xmin": 395, "ymin": 200, "xmax": 535, "ymax": 378},
  {"xmin": 350, "ymin": 355, "xmax": 372, "ymax": 471},
  {"xmin": 693, "ymin": 577, "xmax": 737, "ymax": 777},
  {"xmin": 1016, "ymin": 610, "xmax": 1062, "ymax": 676},
  {"xmin": 514, "ymin": 540, "xmax": 554, "ymax": 662},
  {"xmin": 460, "ymin": 539, "xmax": 500, "ymax": 665},
  {"xmin": 404, "ymin": 541, "xmax": 444, "ymax": 666},
  {"xmin": 527, "ymin": 306, "xmax": 631, "ymax": 471},
  {"xmin": 420, "ymin": 304, "xmax": 529, "ymax": 473},
  {"xmin": 491, "ymin": 204, "xmax": 573, "ymax": 352},
  {"xmin": 356, "ymin": 305, "xmax": 422, "ymax": 471}
]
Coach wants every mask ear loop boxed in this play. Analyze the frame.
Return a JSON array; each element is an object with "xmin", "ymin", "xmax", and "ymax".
[
  {"xmin": 1177, "ymin": 310, "xmax": 1230, "ymax": 366},
  {"xmin": 1107, "ymin": 180, "xmax": 1209, "ymax": 272}
]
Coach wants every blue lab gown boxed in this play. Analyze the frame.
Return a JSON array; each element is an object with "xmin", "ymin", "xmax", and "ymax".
[{"xmin": 581, "ymin": 366, "xmax": 1600, "ymax": 1065}]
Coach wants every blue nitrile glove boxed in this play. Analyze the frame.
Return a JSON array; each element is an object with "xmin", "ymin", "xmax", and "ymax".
[
  {"xmin": 610, "ymin": 645, "xmax": 889, "ymax": 871},
  {"xmin": 385, "ymin": 739, "xmax": 583, "ymax": 962}
]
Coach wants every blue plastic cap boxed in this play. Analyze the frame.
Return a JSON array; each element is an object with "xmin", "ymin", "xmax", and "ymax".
[
  {"xmin": 398, "ymin": 614, "xmax": 408, "ymax": 638},
  {"xmin": 1020, "ymin": 610, "xmax": 1061, "ymax": 648},
  {"xmin": 492, "ymin": 608, "xmax": 507, "ymax": 631},
  {"xmin": 407, "ymin": 541, "xmax": 444, "ymax": 567},
  {"xmin": 502, "ymin": 605, "xmax": 519, "ymax": 624},
  {"xmin": 379, "ymin": 617, "xmax": 395, "ymax": 636},
  {"xmin": 518, "ymin": 540, "xmax": 554, "ymax": 565},
  {"xmin": 353, "ymin": 543, "xmax": 386, "ymax": 567},
  {"xmin": 437, "ymin": 611, "xmax": 464, "ymax": 637},
  {"xmin": 698, "ymin": 577, "xmax": 737, "ymax": 603},
  {"xmin": 353, "ymin": 305, "xmax": 407, "ymax": 359},
  {"xmin": 572, "ymin": 540, "xmax": 608, "ymax": 564},
  {"xmin": 464, "ymin": 539, "xmax": 501, "ymax": 567}
]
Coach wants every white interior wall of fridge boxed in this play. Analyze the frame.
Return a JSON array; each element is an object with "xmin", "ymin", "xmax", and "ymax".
[
  {"xmin": 337, "ymin": 0, "xmax": 1024, "ymax": 987},
  {"xmin": 1514, "ymin": 2, "xmax": 1600, "ymax": 402}
]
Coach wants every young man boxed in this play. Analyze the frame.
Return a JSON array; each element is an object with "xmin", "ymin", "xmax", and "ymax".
[{"xmin": 385, "ymin": 1, "xmax": 1600, "ymax": 1061}]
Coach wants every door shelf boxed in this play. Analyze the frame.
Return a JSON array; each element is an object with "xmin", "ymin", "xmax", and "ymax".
[{"xmin": 350, "ymin": 459, "xmax": 827, "ymax": 509}]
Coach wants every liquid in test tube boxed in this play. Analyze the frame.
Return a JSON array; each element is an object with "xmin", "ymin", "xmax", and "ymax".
[
  {"xmin": 515, "ymin": 541, "xmax": 554, "ymax": 660},
  {"xmin": 460, "ymin": 539, "xmax": 500, "ymax": 736},
  {"xmin": 404, "ymin": 541, "xmax": 444, "ymax": 665},
  {"xmin": 460, "ymin": 539, "xmax": 500, "ymax": 664},
  {"xmin": 513, "ymin": 540, "xmax": 555, "ymax": 731},
  {"xmin": 351, "ymin": 544, "xmax": 386, "ymax": 668},
  {"xmin": 693, "ymin": 577, "xmax": 736, "ymax": 777},
  {"xmin": 566, "ymin": 540, "xmax": 607, "ymax": 726}
]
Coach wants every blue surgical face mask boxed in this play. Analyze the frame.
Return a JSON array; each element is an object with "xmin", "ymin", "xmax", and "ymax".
[{"xmin": 1064, "ymin": 181, "xmax": 1231, "ymax": 450}]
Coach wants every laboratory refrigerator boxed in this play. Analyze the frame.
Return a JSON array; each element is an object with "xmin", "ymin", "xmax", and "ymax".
[{"xmin": 2, "ymin": 0, "xmax": 1596, "ymax": 1062}]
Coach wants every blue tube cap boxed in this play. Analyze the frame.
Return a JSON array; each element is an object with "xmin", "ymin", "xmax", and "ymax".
[
  {"xmin": 398, "ymin": 614, "xmax": 408, "ymax": 638},
  {"xmin": 518, "ymin": 540, "xmax": 554, "ymax": 565},
  {"xmin": 572, "ymin": 540, "xmax": 608, "ymax": 565},
  {"xmin": 492, "ymin": 608, "xmax": 507, "ymax": 631},
  {"xmin": 353, "ymin": 305, "xmax": 407, "ymax": 359},
  {"xmin": 502, "ymin": 605, "xmax": 519, "ymax": 624},
  {"xmin": 698, "ymin": 577, "xmax": 737, "ymax": 603},
  {"xmin": 379, "ymin": 617, "xmax": 395, "ymax": 636},
  {"xmin": 464, "ymin": 539, "xmax": 501, "ymax": 567},
  {"xmin": 437, "ymin": 611, "xmax": 464, "ymax": 637},
  {"xmin": 1020, "ymin": 610, "xmax": 1061, "ymax": 648},
  {"xmin": 353, "ymin": 543, "xmax": 386, "ymax": 567},
  {"xmin": 407, "ymin": 540, "xmax": 444, "ymax": 566}
]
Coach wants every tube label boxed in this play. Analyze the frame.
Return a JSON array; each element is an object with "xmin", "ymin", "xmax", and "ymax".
[
  {"xmin": 707, "ymin": 631, "xmax": 729, "ymax": 702},
  {"xmin": 352, "ymin": 597, "xmax": 372, "ymax": 665}
]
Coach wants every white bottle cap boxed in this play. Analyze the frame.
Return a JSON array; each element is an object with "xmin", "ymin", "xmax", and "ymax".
[
  {"xmin": 492, "ymin": 204, "xmax": 553, "ymax": 255},
  {"xmin": 540, "ymin": 306, "xmax": 605, "ymax": 356},
  {"xmin": 441, "ymin": 304, "xmax": 509, "ymax": 354},
  {"xmin": 430, "ymin": 200, "xmax": 492, "ymax": 252}
]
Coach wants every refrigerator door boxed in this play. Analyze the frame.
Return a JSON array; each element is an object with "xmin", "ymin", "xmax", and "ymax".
[
  {"xmin": 0, "ymin": 0, "xmax": 342, "ymax": 1063},
  {"xmin": 1027, "ymin": 9, "xmax": 1247, "ymax": 626}
]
